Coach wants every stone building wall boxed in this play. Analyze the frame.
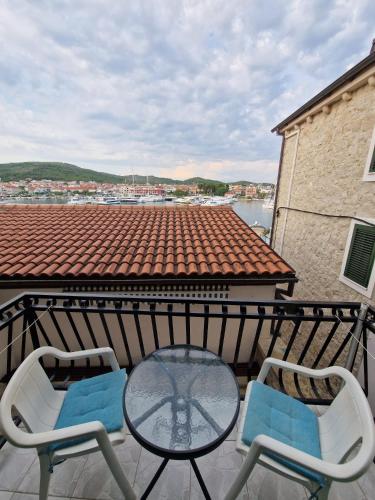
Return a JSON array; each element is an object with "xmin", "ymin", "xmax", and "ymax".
[
  {"xmin": 273, "ymin": 80, "xmax": 375, "ymax": 306},
  {"xmin": 271, "ymin": 76, "xmax": 375, "ymax": 410}
]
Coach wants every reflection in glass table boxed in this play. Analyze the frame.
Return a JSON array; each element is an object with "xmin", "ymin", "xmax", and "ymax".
[{"xmin": 123, "ymin": 345, "xmax": 240, "ymax": 499}]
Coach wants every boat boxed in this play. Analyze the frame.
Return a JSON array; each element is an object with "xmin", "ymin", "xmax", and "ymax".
[
  {"xmin": 202, "ymin": 196, "xmax": 234, "ymax": 206},
  {"xmin": 96, "ymin": 196, "xmax": 121, "ymax": 205},
  {"xmin": 137, "ymin": 195, "xmax": 165, "ymax": 203},
  {"xmin": 173, "ymin": 197, "xmax": 193, "ymax": 204},
  {"xmin": 120, "ymin": 197, "xmax": 139, "ymax": 204},
  {"xmin": 67, "ymin": 197, "xmax": 93, "ymax": 205}
]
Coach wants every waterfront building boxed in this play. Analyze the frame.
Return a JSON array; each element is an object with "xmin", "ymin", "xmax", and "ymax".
[
  {"xmin": 119, "ymin": 184, "xmax": 166, "ymax": 196},
  {"xmin": 228, "ymin": 184, "xmax": 245, "ymax": 196},
  {"xmin": 245, "ymin": 185, "xmax": 257, "ymax": 197}
]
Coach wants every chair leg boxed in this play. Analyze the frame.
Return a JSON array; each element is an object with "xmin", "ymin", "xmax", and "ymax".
[
  {"xmin": 315, "ymin": 484, "xmax": 330, "ymax": 500},
  {"xmin": 98, "ymin": 435, "xmax": 136, "ymax": 500},
  {"xmin": 39, "ymin": 454, "xmax": 51, "ymax": 500},
  {"xmin": 224, "ymin": 447, "xmax": 259, "ymax": 500}
]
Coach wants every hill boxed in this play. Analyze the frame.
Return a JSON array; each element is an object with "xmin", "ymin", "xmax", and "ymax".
[
  {"xmin": 0, "ymin": 162, "xmax": 271, "ymax": 186},
  {"xmin": 0, "ymin": 162, "xmax": 124, "ymax": 183}
]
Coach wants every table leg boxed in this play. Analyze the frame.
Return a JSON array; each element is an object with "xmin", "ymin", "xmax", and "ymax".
[
  {"xmin": 141, "ymin": 458, "xmax": 169, "ymax": 500},
  {"xmin": 190, "ymin": 459, "xmax": 211, "ymax": 500}
]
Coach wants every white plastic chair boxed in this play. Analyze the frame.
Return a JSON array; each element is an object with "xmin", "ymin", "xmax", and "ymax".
[
  {"xmin": 0, "ymin": 346, "xmax": 136, "ymax": 500},
  {"xmin": 225, "ymin": 357, "xmax": 375, "ymax": 500}
]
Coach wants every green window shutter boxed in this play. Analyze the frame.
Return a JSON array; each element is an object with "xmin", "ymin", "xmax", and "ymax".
[
  {"xmin": 370, "ymin": 148, "xmax": 375, "ymax": 173},
  {"xmin": 344, "ymin": 224, "xmax": 375, "ymax": 288}
]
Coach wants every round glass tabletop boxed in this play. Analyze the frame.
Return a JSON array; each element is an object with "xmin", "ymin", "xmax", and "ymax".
[{"xmin": 123, "ymin": 345, "xmax": 240, "ymax": 459}]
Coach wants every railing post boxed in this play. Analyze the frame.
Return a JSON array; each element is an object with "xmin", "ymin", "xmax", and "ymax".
[
  {"xmin": 23, "ymin": 296, "xmax": 40, "ymax": 351},
  {"xmin": 344, "ymin": 303, "xmax": 368, "ymax": 373}
]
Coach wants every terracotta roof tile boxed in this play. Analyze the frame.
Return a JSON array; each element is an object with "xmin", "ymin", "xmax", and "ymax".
[{"xmin": 0, "ymin": 205, "xmax": 294, "ymax": 281}]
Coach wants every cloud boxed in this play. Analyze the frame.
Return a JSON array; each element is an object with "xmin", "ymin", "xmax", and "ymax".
[{"xmin": 0, "ymin": 0, "xmax": 373, "ymax": 182}]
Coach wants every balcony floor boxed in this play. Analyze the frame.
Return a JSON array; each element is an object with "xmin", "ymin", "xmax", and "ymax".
[{"xmin": 0, "ymin": 409, "xmax": 374, "ymax": 500}]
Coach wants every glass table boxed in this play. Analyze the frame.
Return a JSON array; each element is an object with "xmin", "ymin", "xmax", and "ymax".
[{"xmin": 123, "ymin": 345, "xmax": 240, "ymax": 499}]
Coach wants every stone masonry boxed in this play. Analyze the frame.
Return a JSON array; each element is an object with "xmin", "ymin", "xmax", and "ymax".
[
  {"xmin": 271, "ymin": 71, "xmax": 375, "ymax": 402},
  {"xmin": 273, "ymin": 80, "xmax": 375, "ymax": 306}
]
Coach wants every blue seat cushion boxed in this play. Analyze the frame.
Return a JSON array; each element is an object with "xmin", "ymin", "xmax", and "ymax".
[
  {"xmin": 242, "ymin": 381, "xmax": 324, "ymax": 485},
  {"xmin": 50, "ymin": 369, "xmax": 127, "ymax": 452}
]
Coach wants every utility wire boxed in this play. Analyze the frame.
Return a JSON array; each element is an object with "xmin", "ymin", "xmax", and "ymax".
[
  {"xmin": 276, "ymin": 206, "xmax": 375, "ymax": 228},
  {"xmin": 334, "ymin": 312, "xmax": 375, "ymax": 362},
  {"xmin": 0, "ymin": 305, "xmax": 52, "ymax": 357}
]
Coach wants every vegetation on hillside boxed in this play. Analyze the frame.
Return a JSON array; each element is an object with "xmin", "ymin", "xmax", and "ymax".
[
  {"xmin": 0, "ymin": 162, "xmax": 271, "ymax": 187},
  {"xmin": 0, "ymin": 162, "xmax": 123, "ymax": 183}
]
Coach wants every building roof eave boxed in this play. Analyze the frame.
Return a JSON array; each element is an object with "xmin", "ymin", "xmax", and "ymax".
[
  {"xmin": 0, "ymin": 275, "xmax": 298, "ymax": 289},
  {"xmin": 271, "ymin": 51, "xmax": 375, "ymax": 134}
]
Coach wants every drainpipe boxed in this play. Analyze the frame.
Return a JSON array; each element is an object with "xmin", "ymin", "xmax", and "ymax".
[
  {"xmin": 344, "ymin": 303, "xmax": 369, "ymax": 375},
  {"xmin": 270, "ymin": 135, "xmax": 285, "ymax": 247},
  {"xmin": 279, "ymin": 127, "xmax": 300, "ymax": 255}
]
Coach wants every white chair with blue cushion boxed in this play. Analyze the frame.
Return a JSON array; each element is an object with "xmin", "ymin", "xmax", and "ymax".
[
  {"xmin": 225, "ymin": 357, "xmax": 375, "ymax": 500},
  {"xmin": 0, "ymin": 346, "xmax": 136, "ymax": 500}
]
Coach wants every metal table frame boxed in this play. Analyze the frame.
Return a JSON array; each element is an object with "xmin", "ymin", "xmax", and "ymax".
[{"xmin": 123, "ymin": 345, "xmax": 240, "ymax": 500}]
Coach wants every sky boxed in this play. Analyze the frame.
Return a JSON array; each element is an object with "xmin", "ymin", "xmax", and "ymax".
[{"xmin": 0, "ymin": 1, "xmax": 374, "ymax": 183}]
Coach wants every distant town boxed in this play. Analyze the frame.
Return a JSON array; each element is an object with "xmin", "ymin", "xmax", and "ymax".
[{"xmin": 0, "ymin": 178, "xmax": 275, "ymax": 200}]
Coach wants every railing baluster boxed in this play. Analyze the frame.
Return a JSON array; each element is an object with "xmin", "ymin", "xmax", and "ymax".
[
  {"xmin": 312, "ymin": 320, "xmax": 340, "ymax": 369},
  {"xmin": 81, "ymin": 310, "xmax": 103, "ymax": 367},
  {"xmin": 115, "ymin": 311, "xmax": 133, "ymax": 370},
  {"xmin": 33, "ymin": 313, "xmax": 52, "ymax": 346},
  {"xmin": 49, "ymin": 310, "xmax": 70, "ymax": 351},
  {"xmin": 150, "ymin": 303, "xmax": 159, "ymax": 350},
  {"xmin": 282, "ymin": 311, "xmax": 304, "ymax": 361},
  {"xmin": 185, "ymin": 303, "xmax": 190, "ymax": 345},
  {"xmin": 218, "ymin": 305, "xmax": 228, "ymax": 357},
  {"xmin": 248, "ymin": 307, "xmax": 265, "ymax": 373},
  {"xmin": 49, "ymin": 310, "xmax": 74, "ymax": 368},
  {"xmin": 203, "ymin": 305, "xmax": 209, "ymax": 349},
  {"xmin": 266, "ymin": 307, "xmax": 285, "ymax": 358},
  {"xmin": 168, "ymin": 304, "xmax": 175, "ymax": 345},
  {"xmin": 21, "ymin": 315, "xmax": 27, "ymax": 362},
  {"xmin": 99, "ymin": 312, "xmax": 115, "ymax": 350},
  {"xmin": 233, "ymin": 306, "xmax": 246, "ymax": 370},
  {"xmin": 329, "ymin": 327, "xmax": 353, "ymax": 366},
  {"xmin": 294, "ymin": 308, "xmax": 323, "ymax": 398},
  {"xmin": 33, "ymin": 312, "xmax": 59, "ymax": 371},
  {"xmin": 133, "ymin": 303, "xmax": 145, "ymax": 358},
  {"xmin": 65, "ymin": 309, "xmax": 90, "ymax": 368},
  {"xmin": 6, "ymin": 323, "xmax": 12, "ymax": 378},
  {"xmin": 324, "ymin": 327, "xmax": 353, "ymax": 397},
  {"xmin": 362, "ymin": 326, "xmax": 369, "ymax": 396},
  {"xmin": 277, "ymin": 308, "xmax": 303, "ymax": 395}
]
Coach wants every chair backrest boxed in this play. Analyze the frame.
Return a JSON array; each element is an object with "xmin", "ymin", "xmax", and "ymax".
[
  {"xmin": 319, "ymin": 373, "xmax": 375, "ymax": 475},
  {"xmin": 0, "ymin": 349, "xmax": 65, "ymax": 447}
]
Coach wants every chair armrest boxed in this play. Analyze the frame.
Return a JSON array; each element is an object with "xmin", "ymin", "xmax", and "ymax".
[
  {"xmin": 252, "ymin": 434, "xmax": 369, "ymax": 481},
  {"xmin": 6, "ymin": 420, "xmax": 107, "ymax": 448},
  {"xmin": 257, "ymin": 357, "xmax": 352, "ymax": 384},
  {"xmin": 32, "ymin": 346, "xmax": 120, "ymax": 371}
]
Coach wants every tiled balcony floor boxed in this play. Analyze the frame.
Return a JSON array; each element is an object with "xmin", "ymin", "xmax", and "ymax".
[{"xmin": 0, "ymin": 417, "xmax": 374, "ymax": 500}]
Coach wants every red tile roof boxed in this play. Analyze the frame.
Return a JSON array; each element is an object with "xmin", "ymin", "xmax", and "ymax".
[{"xmin": 0, "ymin": 205, "xmax": 294, "ymax": 281}]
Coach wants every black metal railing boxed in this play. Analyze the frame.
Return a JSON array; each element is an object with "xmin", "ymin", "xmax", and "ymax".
[{"xmin": 0, "ymin": 292, "xmax": 374, "ymax": 405}]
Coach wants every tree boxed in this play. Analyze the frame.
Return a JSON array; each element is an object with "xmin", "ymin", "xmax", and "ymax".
[{"xmin": 174, "ymin": 189, "xmax": 189, "ymax": 197}]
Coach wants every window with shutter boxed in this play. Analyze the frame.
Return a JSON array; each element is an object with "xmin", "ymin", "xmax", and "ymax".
[
  {"xmin": 363, "ymin": 127, "xmax": 375, "ymax": 180},
  {"xmin": 370, "ymin": 147, "xmax": 375, "ymax": 173},
  {"xmin": 344, "ymin": 224, "xmax": 375, "ymax": 288}
]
